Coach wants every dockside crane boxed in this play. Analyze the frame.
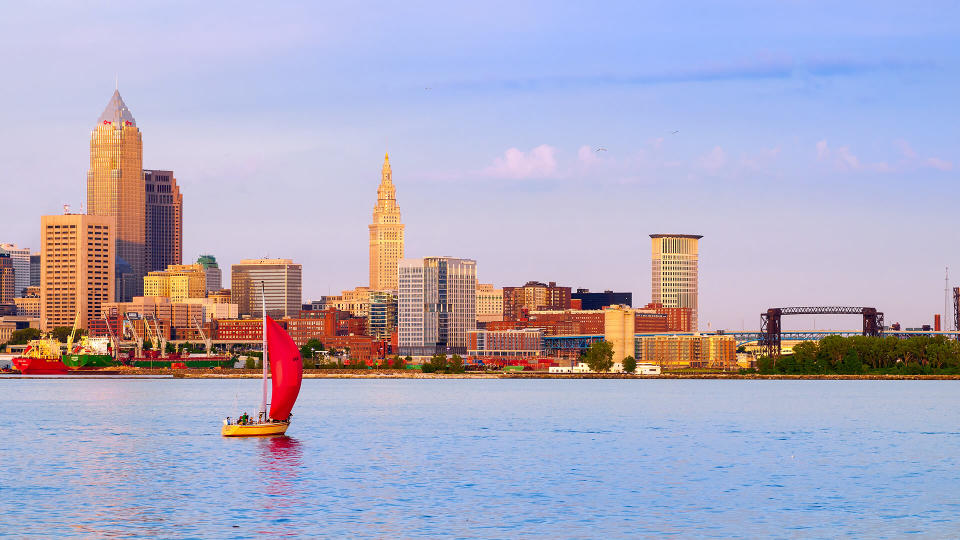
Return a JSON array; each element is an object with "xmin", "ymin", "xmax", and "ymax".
[
  {"xmin": 192, "ymin": 315, "xmax": 213, "ymax": 357},
  {"xmin": 123, "ymin": 315, "xmax": 143, "ymax": 358}
]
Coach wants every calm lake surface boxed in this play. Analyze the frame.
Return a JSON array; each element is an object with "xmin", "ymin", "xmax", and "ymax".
[{"xmin": 1, "ymin": 378, "xmax": 959, "ymax": 538}]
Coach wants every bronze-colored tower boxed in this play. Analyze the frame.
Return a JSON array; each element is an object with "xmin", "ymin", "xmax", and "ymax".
[
  {"xmin": 87, "ymin": 89, "xmax": 144, "ymax": 301},
  {"xmin": 368, "ymin": 153, "xmax": 405, "ymax": 291}
]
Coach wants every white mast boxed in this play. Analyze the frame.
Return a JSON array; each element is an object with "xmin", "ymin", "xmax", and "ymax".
[{"xmin": 260, "ymin": 281, "xmax": 269, "ymax": 416}]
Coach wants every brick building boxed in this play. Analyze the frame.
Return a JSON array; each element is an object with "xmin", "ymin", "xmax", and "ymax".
[{"xmin": 502, "ymin": 281, "xmax": 571, "ymax": 320}]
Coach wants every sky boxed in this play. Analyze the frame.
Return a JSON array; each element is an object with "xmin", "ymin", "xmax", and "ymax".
[{"xmin": 1, "ymin": 1, "xmax": 958, "ymax": 331}]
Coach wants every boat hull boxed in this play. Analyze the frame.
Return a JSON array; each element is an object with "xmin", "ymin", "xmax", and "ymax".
[
  {"xmin": 221, "ymin": 422, "xmax": 289, "ymax": 437},
  {"xmin": 130, "ymin": 357, "xmax": 232, "ymax": 369},
  {"xmin": 13, "ymin": 357, "xmax": 69, "ymax": 374},
  {"xmin": 63, "ymin": 353, "xmax": 118, "ymax": 370}
]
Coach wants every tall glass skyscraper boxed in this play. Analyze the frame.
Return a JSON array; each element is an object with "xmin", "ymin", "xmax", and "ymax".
[
  {"xmin": 398, "ymin": 257, "xmax": 476, "ymax": 357},
  {"xmin": 87, "ymin": 89, "xmax": 144, "ymax": 302},
  {"xmin": 144, "ymin": 169, "xmax": 182, "ymax": 273}
]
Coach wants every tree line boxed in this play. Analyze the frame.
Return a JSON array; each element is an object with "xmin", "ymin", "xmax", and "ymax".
[{"xmin": 756, "ymin": 335, "xmax": 960, "ymax": 375}]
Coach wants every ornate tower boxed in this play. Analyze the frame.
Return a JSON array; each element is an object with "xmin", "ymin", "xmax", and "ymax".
[
  {"xmin": 369, "ymin": 153, "xmax": 405, "ymax": 291},
  {"xmin": 87, "ymin": 89, "xmax": 145, "ymax": 302}
]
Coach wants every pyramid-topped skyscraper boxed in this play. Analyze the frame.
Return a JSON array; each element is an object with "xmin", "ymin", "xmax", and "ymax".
[
  {"xmin": 369, "ymin": 153, "xmax": 405, "ymax": 291},
  {"xmin": 87, "ymin": 89, "xmax": 145, "ymax": 301}
]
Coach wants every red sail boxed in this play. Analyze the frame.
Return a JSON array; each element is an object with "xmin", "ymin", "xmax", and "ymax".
[{"xmin": 267, "ymin": 316, "xmax": 303, "ymax": 421}]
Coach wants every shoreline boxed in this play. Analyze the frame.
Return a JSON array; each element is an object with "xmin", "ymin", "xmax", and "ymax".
[{"xmin": 3, "ymin": 368, "xmax": 960, "ymax": 380}]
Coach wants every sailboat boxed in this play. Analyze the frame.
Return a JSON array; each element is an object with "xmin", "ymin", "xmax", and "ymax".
[{"xmin": 222, "ymin": 285, "xmax": 303, "ymax": 437}]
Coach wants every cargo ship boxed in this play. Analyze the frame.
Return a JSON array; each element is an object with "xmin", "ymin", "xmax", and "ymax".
[
  {"xmin": 12, "ymin": 337, "xmax": 69, "ymax": 374},
  {"xmin": 127, "ymin": 350, "xmax": 233, "ymax": 369},
  {"xmin": 62, "ymin": 336, "xmax": 118, "ymax": 370}
]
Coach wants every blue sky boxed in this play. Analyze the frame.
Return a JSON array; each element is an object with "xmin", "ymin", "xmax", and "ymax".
[{"xmin": 1, "ymin": 1, "xmax": 958, "ymax": 330}]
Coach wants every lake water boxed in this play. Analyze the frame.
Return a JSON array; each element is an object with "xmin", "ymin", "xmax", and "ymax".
[{"xmin": 1, "ymin": 378, "xmax": 959, "ymax": 538}]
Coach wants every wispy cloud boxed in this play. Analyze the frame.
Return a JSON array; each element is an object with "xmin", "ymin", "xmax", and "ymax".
[
  {"xmin": 926, "ymin": 157, "xmax": 954, "ymax": 171},
  {"xmin": 483, "ymin": 144, "xmax": 558, "ymax": 180},
  {"xmin": 437, "ymin": 56, "xmax": 930, "ymax": 92}
]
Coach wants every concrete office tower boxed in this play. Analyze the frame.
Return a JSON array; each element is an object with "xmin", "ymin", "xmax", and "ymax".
[
  {"xmin": 40, "ymin": 214, "xmax": 115, "ymax": 331},
  {"xmin": 144, "ymin": 170, "xmax": 183, "ymax": 272},
  {"xmin": 87, "ymin": 89, "xmax": 144, "ymax": 302},
  {"xmin": 197, "ymin": 255, "xmax": 222, "ymax": 293},
  {"xmin": 0, "ymin": 249, "xmax": 14, "ymax": 308},
  {"xmin": 650, "ymin": 234, "xmax": 702, "ymax": 330},
  {"xmin": 398, "ymin": 257, "xmax": 476, "ymax": 357},
  {"xmin": 369, "ymin": 153, "xmax": 405, "ymax": 291},
  {"xmin": 231, "ymin": 259, "xmax": 302, "ymax": 318},
  {"xmin": 0, "ymin": 243, "xmax": 31, "ymax": 297}
]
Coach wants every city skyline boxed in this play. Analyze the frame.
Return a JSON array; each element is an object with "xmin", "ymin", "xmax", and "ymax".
[{"xmin": 2, "ymin": 2, "xmax": 959, "ymax": 330}]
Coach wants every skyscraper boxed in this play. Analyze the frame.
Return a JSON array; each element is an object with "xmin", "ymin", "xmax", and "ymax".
[
  {"xmin": 29, "ymin": 253, "xmax": 40, "ymax": 288},
  {"xmin": 0, "ymin": 249, "xmax": 14, "ymax": 309},
  {"xmin": 650, "ymin": 234, "xmax": 702, "ymax": 330},
  {"xmin": 369, "ymin": 153, "xmax": 405, "ymax": 291},
  {"xmin": 231, "ymin": 259, "xmax": 302, "ymax": 318},
  {"xmin": 40, "ymin": 213, "xmax": 115, "ymax": 331},
  {"xmin": 87, "ymin": 89, "xmax": 144, "ymax": 302},
  {"xmin": 398, "ymin": 257, "xmax": 476, "ymax": 356},
  {"xmin": 197, "ymin": 254, "xmax": 222, "ymax": 293},
  {"xmin": 0, "ymin": 243, "xmax": 31, "ymax": 297},
  {"xmin": 144, "ymin": 169, "xmax": 183, "ymax": 273}
]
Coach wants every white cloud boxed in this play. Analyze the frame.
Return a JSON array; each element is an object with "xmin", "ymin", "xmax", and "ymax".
[
  {"xmin": 701, "ymin": 146, "xmax": 727, "ymax": 173},
  {"xmin": 816, "ymin": 139, "xmax": 830, "ymax": 160},
  {"xmin": 926, "ymin": 157, "xmax": 954, "ymax": 171},
  {"xmin": 484, "ymin": 144, "xmax": 558, "ymax": 179},
  {"xmin": 895, "ymin": 139, "xmax": 917, "ymax": 159},
  {"xmin": 816, "ymin": 140, "xmax": 863, "ymax": 171}
]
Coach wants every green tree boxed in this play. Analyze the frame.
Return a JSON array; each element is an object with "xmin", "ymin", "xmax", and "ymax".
[
  {"xmin": 429, "ymin": 353, "xmax": 448, "ymax": 373},
  {"xmin": 622, "ymin": 356, "xmax": 637, "ymax": 373},
  {"xmin": 584, "ymin": 340, "xmax": 614, "ymax": 372},
  {"xmin": 143, "ymin": 338, "xmax": 154, "ymax": 351},
  {"xmin": 6, "ymin": 327, "xmax": 40, "ymax": 345},
  {"xmin": 165, "ymin": 342, "xmax": 176, "ymax": 354},
  {"xmin": 299, "ymin": 339, "xmax": 323, "ymax": 368},
  {"xmin": 328, "ymin": 347, "xmax": 340, "ymax": 359},
  {"xmin": 448, "ymin": 354, "xmax": 465, "ymax": 374}
]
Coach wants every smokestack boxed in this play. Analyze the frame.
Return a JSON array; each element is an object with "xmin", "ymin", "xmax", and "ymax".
[{"xmin": 935, "ymin": 314, "xmax": 941, "ymax": 332}]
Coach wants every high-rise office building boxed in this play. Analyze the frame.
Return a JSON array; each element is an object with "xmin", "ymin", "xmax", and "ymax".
[
  {"xmin": 231, "ymin": 259, "xmax": 302, "ymax": 318},
  {"xmin": 0, "ymin": 249, "xmax": 14, "ymax": 308},
  {"xmin": 398, "ymin": 257, "xmax": 476, "ymax": 356},
  {"xmin": 650, "ymin": 234, "xmax": 702, "ymax": 330},
  {"xmin": 143, "ymin": 264, "xmax": 207, "ymax": 302},
  {"xmin": 197, "ymin": 255, "xmax": 222, "ymax": 293},
  {"xmin": 144, "ymin": 169, "xmax": 182, "ymax": 272},
  {"xmin": 369, "ymin": 153, "xmax": 405, "ymax": 291},
  {"xmin": 0, "ymin": 243, "xmax": 31, "ymax": 297},
  {"xmin": 86, "ymin": 89, "xmax": 144, "ymax": 302},
  {"xmin": 29, "ymin": 253, "xmax": 40, "ymax": 288},
  {"xmin": 40, "ymin": 214, "xmax": 115, "ymax": 331}
]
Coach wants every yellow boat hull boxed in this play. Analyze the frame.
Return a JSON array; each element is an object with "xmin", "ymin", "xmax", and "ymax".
[{"xmin": 221, "ymin": 422, "xmax": 289, "ymax": 437}]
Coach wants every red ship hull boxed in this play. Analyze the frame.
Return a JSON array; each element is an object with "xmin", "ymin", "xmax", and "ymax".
[{"xmin": 13, "ymin": 357, "xmax": 69, "ymax": 374}]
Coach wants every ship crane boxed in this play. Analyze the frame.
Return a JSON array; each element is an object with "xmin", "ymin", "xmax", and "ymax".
[
  {"xmin": 193, "ymin": 315, "xmax": 213, "ymax": 357},
  {"xmin": 145, "ymin": 314, "xmax": 167, "ymax": 357},
  {"xmin": 101, "ymin": 313, "xmax": 120, "ymax": 359},
  {"xmin": 123, "ymin": 315, "xmax": 143, "ymax": 358}
]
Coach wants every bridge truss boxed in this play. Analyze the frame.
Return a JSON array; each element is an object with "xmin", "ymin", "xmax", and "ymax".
[{"xmin": 760, "ymin": 306, "xmax": 883, "ymax": 358}]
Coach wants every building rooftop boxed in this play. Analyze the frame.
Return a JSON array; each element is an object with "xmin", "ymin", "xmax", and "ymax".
[
  {"xmin": 649, "ymin": 234, "xmax": 704, "ymax": 239},
  {"xmin": 97, "ymin": 89, "xmax": 136, "ymax": 127}
]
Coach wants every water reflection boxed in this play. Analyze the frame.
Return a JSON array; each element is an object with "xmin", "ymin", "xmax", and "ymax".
[{"xmin": 255, "ymin": 436, "xmax": 306, "ymax": 537}]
